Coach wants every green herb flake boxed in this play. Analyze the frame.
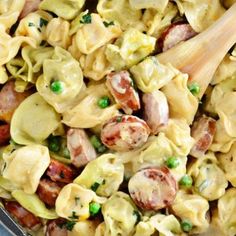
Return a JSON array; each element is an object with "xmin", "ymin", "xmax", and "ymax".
[
  {"xmin": 188, "ymin": 83, "xmax": 200, "ymax": 96},
  {"xmin": 28, "ymin": 22, "xmax": 35, "ymax": 27},
  {"xmin": 91, "ymin": 182, "xmax": 100, "ymax": 192},
  {"xmin": 103, "ymin": 21, "xmax": 114, "ymax": 27},
  {"xmin": 65, "ymin": 221, "xmax": 76, "ymax": 231},
  {"xmin": 116, "ymin": 116, "xmax": 122, "ymax": 123},
  {"xmin": 68, "ymin": 211, "xmax": 79, "ymax": 220},
  {"xmin": 75, "ymin": 197, "xmax": 80, "ymax": 205},
  {"xmin": 133, "ymin": 210, "xmax": 141, "ymax": 224},
  {"xmin": 40, "ymin": 18, "xmax": 48, "ymax": 27},
  {"xmin": 80, "ymin": 13, "xmax": 92, "ymax": 24}
]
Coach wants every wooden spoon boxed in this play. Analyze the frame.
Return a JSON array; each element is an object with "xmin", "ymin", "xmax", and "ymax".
[{"xmin": 157, "ymin": 3, "xmax": 236, "ymax": 98}]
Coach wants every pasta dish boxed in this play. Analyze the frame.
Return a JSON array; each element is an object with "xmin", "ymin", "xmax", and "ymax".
[{"xmin": 0, "ymin": 0, "xmax": 236, "ymax": 235}]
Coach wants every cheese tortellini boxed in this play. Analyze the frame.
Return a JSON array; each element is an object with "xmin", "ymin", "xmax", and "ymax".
[
  {"xmin": 174, "ymin": 0, "xmax": 225, "ymax": 32},
  {"xmin": 213, "ymin": 188, "xmax": 236, "ymax": 236},
  {"xmin": 10, "ymin": 93, "xmax": 61, "ymax": 145},
  {"xmin": 130, "ymin": 57, "xmax": 177, "ymax": 93},
  {"xmin": 162, "ymin": 73, "xmax": 199, "ymax": 124},
  {"xmin": 36, "ymin": 46, "xmax": 84, "ymax": 113},
  {"xmin": 188, "ymin": 152, "xmax": 228, "ymax": 200},
  {"xmin": 171, "ymin": 190, "xmax": 209, "ymax": 234},
  {"xmin": 56, "ymin": 183, "xmax": 106, "ymax": 220},
  {"xmin": 106, "ymin": 28, "xmax": 156, "ymax": 70},
  {"xmin": 2, "ymin": 145, "xmax": 50, "ymax": 194},
  {"xmin": 129, "ymin": 0, "xmax": 168, "ymax": 11},
  {"xmin": 97, "ymin": 0, "xmax": 144, "ymax": 31},
  {"xmin": 74, "ymin": 154, "xmax": 124, "ymax": 197},
  {"xmin": 72, "ymin": 13, "xmax": 122, "ymax": 55},
  {"xmin": 102, "ymin": 192, "xmax": 138, "ymax": 236},
  {"xmin": 63, "ymin": 83, "xmax": 119, "ymax": 128},
  {"xmin": 0, "ymin": 0, "xmax": 25, "ymax": 14},
  {"xmin": 39, "ymin": 0, "xmax": 85, "ymax": 20}
]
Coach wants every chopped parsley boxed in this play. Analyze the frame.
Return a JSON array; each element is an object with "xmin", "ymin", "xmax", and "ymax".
[
  {"xmin": 103, "ymin": 21, "xmax": 114, "ymax": 27},
  {"xmin": 133, "ymin": 210, "xmax": 141, "ymax": 224},
  {"xmin": 39, "ymin": 18, "xmax": 48, "ymax": 27},
  {"xmin": 28, "ymin": 22, "xmax": 35, "ymax": 27},
  {"xmin": 116, "ymin": 116, "xmax": 122, "ymax": 122},
  {"xmin": 80, "ymin": 13, "xmax": 92, "ymax": 24},
  {"xmin": 68, "ymin": 211, "xmax": 79, "ymax": 220},
  {"xmin": 65, "ymin": 221, "xmax": 76, "ymax": 231},
  {"xmin": 91, "ymin": 182, "xmax": 100, "ymax": 192}
]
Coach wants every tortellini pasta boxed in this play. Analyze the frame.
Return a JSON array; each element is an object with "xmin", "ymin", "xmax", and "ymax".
[
  {"xmin": 68, "ymin": 220, "xmax": 99, "ymax": 236},
  {"xmin": 55, "ymin": 183, "xmax": 106, "ymax": 220},
  {"xmin": 97, "ymin": 0, "xmax": 144, "ymax": 31},
  {"xmin": 188, "ymin": 152, "xmax": 228, "ymax": 200},
  {"xmin": 149, "ymin": 214, "xmax": 182, "ymax": 236},
  {"xmin": 74, "ymin": 154, "xmax": 124, "ymax": 197},
  {"xmin": 102, "ymin": 192, "xmax": 138, "ymax": 236},
  {"xmin": 36, "ymin": 46, "xmax": 84, "ymax": 113},
  {"xmin": 39, "ymin": 0, "xmax": 85, "ymax": 20},
  {"xmin": 213, "ymin": 188, "xmax": 236, "ymax": 236},
  {"xmin": 15, "ymin": 10, "xmax": 52, "ymax": 45},
  {"xmin": 45, "ymin": 17, "xmax": 71, "ymax": 49},
  {"xmin": 79, "ymin": 45, "xmax": 113, "ymax": 81},
  {"xmin": 12, "ymin": 190, "xmax": 58, "ymax": 219},
  {"xmin": 130, "ymin": 57, "xmax": 177, "ymax": 93},
  {"xmin": 63, "ymin": 83, "xmax": 119, "ymax": 128},
  {"xmin": 142, "ymin": 3, "xmax": 178, "ymax": 38},
  {"xmin": 218, "ymin": 142, "xmax": 236, "ymax": 187},
  {"xmin": 171, "ymin": 190, "xmax": 209, "ymax": 234},
  {"xmin": 0, "ymin": 0, "xmax": 25, "ymax": 14},
  {"xmin": 73, "ymin": 13, "xmax": 122, "ymax": 54},
  {"xmin": 0, "ymin": 66, "xmax": 8, "ymax": 84},
  {"xmin": 174, "ymin": 0, "xmax": 225, "ymax": 32},
  {"xmin": 129, "ymin": 0, "xmax": 168, "ymax": 11},
  {"xmin": 10, "ymin": 93, "xmax": 61, "ymax": 145},
  {"xmin": 2, "ymin": 145, "xmax": 50, "ymax": 194},
  {"xmin": 106, "ymin": 28, "xmax": 156, "ymax": 70},
  {"xmin": 162, "ymin": 73, "xmax": 199, "ymax": 124},
  {"xmin": 133, "ymin": 220, "xmax": 155, "ymax": 236}
]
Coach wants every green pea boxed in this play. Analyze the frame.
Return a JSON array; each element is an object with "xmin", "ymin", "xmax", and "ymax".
[
  {"xmin": 179, "ymin": 175, "xmax": 193, "ymax": 188},
  {"xmin": 188, "ymin": 83, "xmax": 200, "ymax": 96},
  {"xmin": 48, "ymin": 136, "xmax": 61, "ymax": 152},
  {"xmin": 90, "ymin": 135, "xmax": 102, "ymax": 149},
  {"xmin": 97, "ymin": 96, "xmax": 110, "ymax": 109},
  {"xmin": 50, "ymin": 80, "xmax": 64, "ymax": 94},
  {"xmin": 181, "ymin": 220, "xmax": 193, "ymax": 232},
  {"xmin": 165, "ymin": 157, "xmax": 180, "ymax": 169},
  {"xmin": 89, "ymin": 202, "xmax": 101, "ymax": 216}
]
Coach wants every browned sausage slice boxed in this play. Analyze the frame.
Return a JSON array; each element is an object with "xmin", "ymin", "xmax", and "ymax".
[
  {"xmin": 106, "ymin": 71, "xmax": 140, "ymax": 115},
  {"xmin": 128, "ymin": 167, "xmax": 178, "ymax": 211},
  {"xmin": 67, "ymin": 128, "xmax": 97, "ymax": 168},
  {"xmin": 158, "ymin": 23, "xmax": 197, "ymax": 52},
  {"xmin": 0, "ymin": 81, "xmax": 31, "ymax": 123},
  {"xmin": 19, "ymin": 0, "xmax": 42, "ymax": 19},
  {"xmin": 0, "ymin": 124, "xmax": 10, "ymax": 145},
  {"xmin": 37, "ymin": 179, "xmax": 61, "ymax": 207},
  {"xmin": 101, "ymin": 115, "xmax": 150, "ymax": 152},
  {"xmin": 4, "ymin": 201, "xmax": 41, "ymax": 230},
  {"xmin": 142, "ymin": 90, "xmax": 169, "ymax": 134},
  {"xmin": 46, "ymin": 160, "xmax": 75, "ymax": 184},
  {"xmin": 190, "ymin": 115, "xmax": 216, "ymax": 158},
  {"xmin": 46, "ymin": 218, "xmax": 68, "ymax": 236}
]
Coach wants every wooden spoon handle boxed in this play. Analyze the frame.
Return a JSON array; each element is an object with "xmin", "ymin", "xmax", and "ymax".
[{"xmin": 157, "ymin": 3, "xmax": 236, "ymax": 98}]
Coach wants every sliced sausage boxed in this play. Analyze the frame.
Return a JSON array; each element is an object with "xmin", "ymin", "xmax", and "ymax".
[
  {"xmin": 0, "ymin": 124, "xmax": 10, "ymax": 145},
  {"xmin": 37, "ymin": 179, "xmax": 61, "ymax": 207},
  {"xmin": 67, "ymin": 128, "xmax": 97, "ymax": 168},
  {"xmin": 101, "ymin": 115, "xmax": 150, "ymax": 152},
  {"xmin": 4, "ymin": 201, "xmax": 41, "ymax": 230},
  {"xmin": 190, "ymin": 115, "xmax": 216, "ymax": 158},
  {"xmin": 0, "ymin": 81, "xmax": 31, "ymax": 123},
  {"xmin": 158, "ymin": 23, "xmax": 197, "ymax": 52},
  {"xmin": 46, "ymin": 218, "xmax": 68, "ymax": 236},
  {"xmin": 19, "ymin": 0, "xmax": 42, "ymax": 19},
  {"xmin": 128, "ymin": 167, "xmax": 178, "ymax": 211},
  {"xmin": 46, "ymin": 160, "xmax": 75, "ymax": 184},
  {"xmin": 106, "ymin": 71, "xmax": 140, "ymax": 115},
  {"xmin": 142, "ymin": 90, "xmax": 169, "ymax": 134}
]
